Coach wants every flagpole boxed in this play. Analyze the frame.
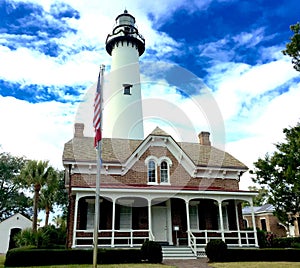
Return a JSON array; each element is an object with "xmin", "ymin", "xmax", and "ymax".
[{"xmin": 93, "ymin": 64, "xmax": 105, "ymax": 268}]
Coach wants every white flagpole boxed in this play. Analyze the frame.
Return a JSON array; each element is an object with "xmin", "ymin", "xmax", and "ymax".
[{"xmin": 93, "ymin": 64, "xmax": 105, "ymax": 268}]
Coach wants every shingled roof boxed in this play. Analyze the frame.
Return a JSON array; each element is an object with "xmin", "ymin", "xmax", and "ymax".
[{"xmin": 63, "ymin": 127, "xmax": 247, "ymax": 169}]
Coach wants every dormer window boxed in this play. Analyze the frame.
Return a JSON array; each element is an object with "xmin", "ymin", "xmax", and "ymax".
[
  {"xmin": 145, "ymin": 156, "xmax": 172, "ymax": 185},
  {"xmin": 148, "ymin": 160, "xmax": 156, "ymax": 183},
  {"xmin": 160, "ymin": 161, "xmax": 169, "ymax": 183}
]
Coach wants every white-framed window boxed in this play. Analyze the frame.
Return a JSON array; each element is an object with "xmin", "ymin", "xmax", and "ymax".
[
  {"xmin": 158, "ymin": 157, "xmax": 172, "ymax": 184},
  {"xmin": 160, "ymin": 161, "xmax": 169, "ymax": 183},
  {"xmin": 218, "ymin": 205, "xmax": 229, "ymax": 230},
  {"xmin": 145, "ymin": 156, "xmax": 158, "ymax": 184},
  {"xmin": 148, "ymin": 160, "xmax": 156, "ymax": 183},
  {"xmin": 86, "ymin": 201, "xmax": 95, "ymax": 230},
  {"xmin": 189, "ymin": 205, "xmax": 199, "ymax": 230},
  {"xmin": 145, "ymin": 156, "xmax": 172, "ymax": 185},
  {"xmin": 119, "ymin": 206, "xmax": 132, "ymax": 229}
]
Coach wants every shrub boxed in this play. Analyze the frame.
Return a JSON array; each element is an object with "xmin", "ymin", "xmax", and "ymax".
[
  {"xmin": 13, "ymin": 225, "xmax": 66, "ymax": 249},
  {"xmin": 257, "ymin": 229, "xmax": 269, "ymax": 248},
  {"xmin": 141, "ymin": 240, "xmax": 162, "ymax": 263},
  {"xmin": 205, "ymin": 239, "xmax": 227, "ymax": 262},
  {"xmin": 225, "ymin": 248, "xmax": 300, "ymax": 262},
  {"xmin": 14, "ymin": 228, "xmax": 49, "ymax": 248},
  {"xmin": 273, "ymin": 237, "xmax": 300, "ymax": 248},
  {"xmin": 4, "ymin": 248, "xmax": 142, "ymax": 266}
]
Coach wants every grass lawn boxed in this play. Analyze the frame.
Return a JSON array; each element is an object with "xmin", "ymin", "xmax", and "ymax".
[
  {"xmin": 0, "ymin": 255, "xmax": 173, "ymax": 268},
  {"xmin": 209, "ymin": 262, "xmax": 300, "ymax": 268}
]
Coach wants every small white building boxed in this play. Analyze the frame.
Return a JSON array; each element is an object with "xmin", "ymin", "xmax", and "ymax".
[{"xmin": 0, "ymin": 213, "xmax": 32, "ymax": 254}]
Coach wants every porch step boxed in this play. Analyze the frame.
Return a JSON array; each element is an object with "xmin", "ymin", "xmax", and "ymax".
[{"xmin": 162, "ymin": 246, "xmax": 197, "ymax": 260}]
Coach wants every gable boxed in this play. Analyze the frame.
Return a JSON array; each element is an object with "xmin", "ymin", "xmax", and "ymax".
[
  {"xmin": 64, "ymin": 134, "xmax": 247, "ymax": 182},
  {"xmin": 0, "ymin": 213, "xmax": 31, "ymax": 229}
]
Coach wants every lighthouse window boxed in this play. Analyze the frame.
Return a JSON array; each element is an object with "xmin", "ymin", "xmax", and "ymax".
[{"xmin": 123, "ymin": 84, "xmax": 132, "ymax": 95}]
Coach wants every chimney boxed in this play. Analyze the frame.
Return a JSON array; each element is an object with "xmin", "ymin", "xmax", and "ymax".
[
  {"xmin": 198, "ymin": 131, "xmax": 211, "ymax": 146},
  {"xmin": 74, "ymin": 123, "xmax": 84, "ymax": 138}
]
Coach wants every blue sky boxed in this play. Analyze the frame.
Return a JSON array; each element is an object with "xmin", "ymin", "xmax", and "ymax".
[{"xmin": 0, "ymin": 0, "xmax": 299, "ymax": 189}]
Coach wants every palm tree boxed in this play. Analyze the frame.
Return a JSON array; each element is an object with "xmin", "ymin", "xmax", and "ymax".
[
  {"xmin": 20, "ymin": 160, "xmax": 56, "ymax": 231},
  {"xmin": 53, "ymin": 215, "xmax": 66, "ymax": 228},
  {"xmin": 39, "ymin": 185, "xmax": 56, "ymax": 226}
]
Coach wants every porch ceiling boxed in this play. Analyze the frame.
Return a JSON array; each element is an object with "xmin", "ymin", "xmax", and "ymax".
[{"xmin": 71, "ymin": 183, "xmax": 256, "ymax": 201}]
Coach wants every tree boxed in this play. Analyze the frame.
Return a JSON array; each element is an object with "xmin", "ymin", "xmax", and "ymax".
[
  {"xmin": 248, "ymin": 186, "xmax": 269, "ymax": 206},
  {"xmin": 40, "ymin": 170, "xmax": 68, "ymax": 226},
  {"xmin": 39, "ymin": 174, "xmax": 59, "ymax": 226},
  {"xmin": 251, "ymin": 123, "xmax": 300, "ymax": 222},
  {"xmin": 282, "ymin": 22, "xmax": 300, "ymax": 72},
  {"xmin": 19, "ymin": 160, "xmax": 56, "ymax": 231},
  {"xmin": 0, "ymin": 151, "xmax": 31, "ymax": 221},
  {"xmin": 53, "ymin": 170, "xmax": 68, "ymax": 219}
]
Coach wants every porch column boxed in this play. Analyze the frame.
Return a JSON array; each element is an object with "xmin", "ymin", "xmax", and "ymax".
[
  {"xmin": 72, "ymin": 193, "xmax": 79, "ymax": 248},
  {"xmin": 185, "ymin": 200, "xmax": 191, "ymax": 246},
  {"xmin": 250, "ymin": 200, "xmax": 259, "ymax": 247},
  {"xmin": 148, "ymin": 199, "xmax": 153, "ymax": 240},
  {"xmin": 218, "ymin": 200, "xmax": 225, "ymax": 241},
  {"xmin": 111, "ymin": 198, "xmax": 116, "ymax": 247},
  {"xmin": 234, "ymin": 200, "xmax": 242, "ymax": 247}
]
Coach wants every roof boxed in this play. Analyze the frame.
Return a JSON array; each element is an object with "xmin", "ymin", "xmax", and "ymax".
[
  {"xmin": 242, "ymin": 204, "xmax": 274, "ymax": 215},
  {"xmin": 63, "ymin": 127, "xmax": 247, "ymax": 170}
]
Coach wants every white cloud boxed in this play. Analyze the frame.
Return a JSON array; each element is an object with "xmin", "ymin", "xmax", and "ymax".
[
  {"xmin": 233, "ymin": 27, "xmax": 265, "ymax": 47},
  {"xmin": 1, "ymin": 0, "xmax": 300, "ymax": 193},
  {"xmin": 0, "ymin": 96, "xmax": 77, "ymax": 169},
  {"xmin": 0, "ymin": 45, "xmax": 104, "ymax": 86}
]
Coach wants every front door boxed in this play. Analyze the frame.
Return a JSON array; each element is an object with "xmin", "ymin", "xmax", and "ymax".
[{"xmin": 152, "ymin": 206, "xmax": 168, "ymax": 242}]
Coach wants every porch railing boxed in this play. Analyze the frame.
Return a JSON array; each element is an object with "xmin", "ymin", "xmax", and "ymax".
[
  {"xmin": 190, "ymin": 230, "xmax": 257, "ymax": 247},
  {"xmin": 74, "ymin": 229, "xmax": 151, "ymax": 248},
  {"xmin": 187, "ymin": 230, "xmax": 197, "ymax": 256}
]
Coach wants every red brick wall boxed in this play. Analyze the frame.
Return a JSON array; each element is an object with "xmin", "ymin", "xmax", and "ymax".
[
  {"xmin": 243, "ymin": 214, "xmax": 286, "ymax": 237},
  {"xmin": 70, "ymin": 147, "xmax": 239, "ymax": 191}
]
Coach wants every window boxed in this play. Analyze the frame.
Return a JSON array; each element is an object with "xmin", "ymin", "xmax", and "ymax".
[
  {"xmin": 86, "ymin": 202, "xmax": 95, "ymax": 230},
  {"xmin": 123, "ymin": 83, "xmax": 132, "ymax": 95},
  {"xmin": 218, "ymin": 205, "xmax": 229, "ymax": 230},
  {"xmin": 120, "ymin": 206, "xmax": 132, "ymax": 229},
  {"xmin": 260, "ymin": 218, "xmax": 267, "ymax": 231},
  {"xmin": 189, "ymin": 205, "xmax": 199, "ymax": 230},
  {"xmin": 160, "ymin": 161, "xmax": 169, "ymax": 183},
  {"xmin": 145, "ymin": 156, "xmax": 171, "ymax": 185},
  {"xmin": 148, "ymin": 160, "xmax": 156, "ymax": 183}
]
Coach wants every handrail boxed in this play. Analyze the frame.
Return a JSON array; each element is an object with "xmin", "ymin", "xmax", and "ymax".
[
  {"xmin": 187, "ymin": 231, "xmax": 197, "ymax": 257},
  {"xmin": 148, "ymin": 230, "xmax": 155, "ymax": 241}
]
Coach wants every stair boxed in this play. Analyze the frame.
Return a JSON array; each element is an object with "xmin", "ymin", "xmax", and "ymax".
[{"xmin": 162, "ymin": 246, "xmax": 197, "ymax": 259}]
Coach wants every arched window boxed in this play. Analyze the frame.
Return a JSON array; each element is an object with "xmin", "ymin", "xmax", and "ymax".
[
  {"xmin": 160, "ymin": 161, "xmax": 169, "ymax": 183},
  {"xmin": 148, "ymin": 160, "xmax": 156, "ymax": 183}
]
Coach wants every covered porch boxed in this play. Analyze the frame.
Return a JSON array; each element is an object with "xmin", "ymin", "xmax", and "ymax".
[{"xmin": 69, "ymin": 187, "xmax": 258, "ymax": 255}]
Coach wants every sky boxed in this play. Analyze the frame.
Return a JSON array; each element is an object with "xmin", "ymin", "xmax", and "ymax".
[{"xmin": 0, "ymin": 0, "xmax": 300, "ymax": 190}]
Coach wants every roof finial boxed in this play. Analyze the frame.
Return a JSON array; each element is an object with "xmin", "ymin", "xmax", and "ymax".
[{"xmin": 124, "ymin": 8, "xmax": 128, "ymax": 13}]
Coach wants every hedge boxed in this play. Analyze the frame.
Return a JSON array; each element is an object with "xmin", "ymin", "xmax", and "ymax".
[
  {"xmin": 4, "ymin": 248, "xmax": 142, "ymax": 267},
  {"xmin": 224, "ymin": 248, "xmax": 300, "ymax": 262},
  {"xmin": 273, "ymin": 237, "xmax": 300, "ymax": 248}
]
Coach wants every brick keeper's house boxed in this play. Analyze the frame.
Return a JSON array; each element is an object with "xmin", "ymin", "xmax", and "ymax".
[
  {"xmin": 62, "ymin": 9, "xmax": 258, "ymax": 258},
  {"xmin": 62, "ymin": 123, "xmax": 258, "ymax": 257}
]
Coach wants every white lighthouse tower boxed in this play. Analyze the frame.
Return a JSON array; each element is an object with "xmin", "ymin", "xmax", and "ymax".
[{"xmin": 103, "ymin": 10, "xmax": 145, "ymax": 139}]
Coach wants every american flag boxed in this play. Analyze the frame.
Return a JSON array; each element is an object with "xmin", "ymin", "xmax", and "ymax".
[{"xmin": 93, "ymin": 68, "xmax": 103, "ymax": 147}]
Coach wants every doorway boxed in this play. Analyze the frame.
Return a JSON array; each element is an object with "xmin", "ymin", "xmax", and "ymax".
[{"xmin": 152, "ymin": 206, "xmax": 168, "ymax": 242}]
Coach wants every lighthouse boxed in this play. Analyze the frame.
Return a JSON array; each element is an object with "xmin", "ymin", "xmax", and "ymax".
[{"xmin": 103, "ymin": 10, "xmax": 145, "ymax": 139}]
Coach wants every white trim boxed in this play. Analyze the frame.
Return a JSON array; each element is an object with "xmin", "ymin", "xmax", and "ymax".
[{"xmin": 71, "ymin": 187, "xmax": 257, "ymax": 201}]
